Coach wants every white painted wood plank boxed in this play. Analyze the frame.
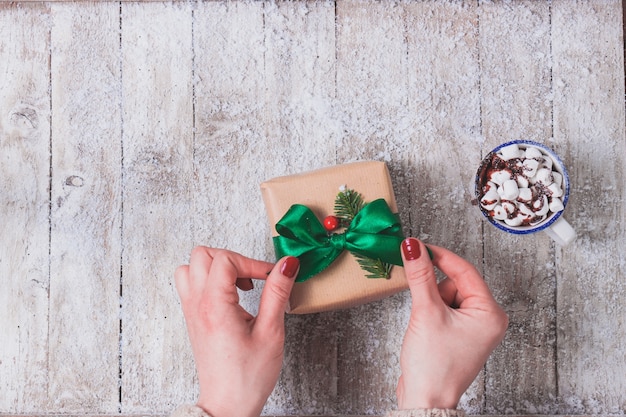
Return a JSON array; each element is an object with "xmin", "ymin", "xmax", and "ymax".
[
  {"xmin": 552, "ymin": 0, "xmax": 626, "ymax": 414},
  {"xmin": 192, "ymin": 1, "xmax": 268, "ymax": 260},
  {"xmin": 403, "ymin": 1, "xmax": 484, "ymax": 412},
  {"xmin": 0, "ymin": 1, "xmax": 624, "ymax": 416},
  {"xmin": 261, "ymin": 2, "xmax": 338, "ymax": 414},
  {"xmin": 0, "ymin": 3, "xmax": 51, "ymax": 412},
  {"xmin": 193, "ymin": 3, "xmax": 338, "ymax": 414},
  {"xmin": 262, "ymin": 1, "xmax": 338, "ymax": 177},
  {"xmin": 333, "ymin": 2, "xmax": 409, "ymax": 414},
  {"xmin": 190, "ymin": 1, "xmax": 269, "ymax": 408},
  {"xmin": 48, "ymin": 2, "xmax": 121, "ymax": 412},
  {"xmin": 119, "ymin": 2, "xmax": 194, "ymax": 413},
  {"xmin": 478, "ymin": 2, "xmax": 558, "ymax": 414}
]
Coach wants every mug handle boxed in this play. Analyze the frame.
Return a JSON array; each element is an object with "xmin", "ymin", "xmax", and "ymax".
[{"xmin": 543, "ymin": 217, "xmax": 576, "ymax": 246}]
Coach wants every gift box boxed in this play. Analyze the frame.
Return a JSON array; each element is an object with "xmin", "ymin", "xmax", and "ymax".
[{"xmin": 260, "ymin": 161, "xmax": 408, "ymax": 314}]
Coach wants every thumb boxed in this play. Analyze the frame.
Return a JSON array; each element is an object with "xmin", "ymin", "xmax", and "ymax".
[
  {"xmin": 256, "ymin": 256, "xmax": 299, "ymax": 329},
  {"xmin": 401, "ymin": 238, "xmax": 442, "ymax": 309}
]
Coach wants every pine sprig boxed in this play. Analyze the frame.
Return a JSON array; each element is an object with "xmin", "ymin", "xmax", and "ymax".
[
  {"xmin": 334, "ymin": 186, "xmax": 393, "ymax": 279},
  {"xmin": 334, "ymin": 187, "xmax": 365, "ymax": 221},
  {"xmin": 353, "ymin": 252, "xmax": 393, "ymax": 280}
]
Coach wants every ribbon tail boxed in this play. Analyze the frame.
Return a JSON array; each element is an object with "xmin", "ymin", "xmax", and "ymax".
[
  {"xmin": 345, "ymin": 233, "xmax": 405, "ymax": 266},
  {"xmin": 294, "ymin": 247, "xmax": 342, "ymax": 282}
]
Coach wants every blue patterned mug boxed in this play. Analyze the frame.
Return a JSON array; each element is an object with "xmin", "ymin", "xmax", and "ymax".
[{"xmin": 474, "ymin": 140, "xmax": 576, "ymax": 246}]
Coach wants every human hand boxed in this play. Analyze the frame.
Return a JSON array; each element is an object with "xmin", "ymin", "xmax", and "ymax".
[
  {"xmin": 175, "ymin": 247, "xmax": 299, "ymax": 417},
  {"xmin": 396, "ymin": 238, "xmax": 508, "ymax": 410}
]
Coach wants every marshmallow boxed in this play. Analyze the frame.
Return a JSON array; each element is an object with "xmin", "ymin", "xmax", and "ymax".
[
  {"xmin": 504, "ymin": 215, "xmax": 523, "ymax": 226},
  {"xmin": 519, "ymin": 202, "xmax": 535, "ymax": 216},
  {"xmin": 549, "ymin": 197, "xmax": 565, "ymax": 212},
  {"xmin": 534, "ymin": 168, "xmax": 553, "ymax": 185},
  {"xmin": 547, "ymin": 182, "xmax": 563, "ymax": 198},
  {"xmin": 524, "ymin": 146, "xmax": 543, "ymax": 160},
  {"xmin": 552, "ymin": 172, "xmax": 563, "ymax": 188},
  {"xmin": 534, "ymin": 195, "xmax": 550, "ymax": 216},
  {"xmin": 482, "ymin": 181, "xmax": 497, "ymax": 193},
  {"xmin": 480, "ymin": 189, "xmax": 500, "ymax": 210},
  {"xmin": 492, "ymin": 205, "xmax": 507, "ymax": 220},
  {"xmin": 530, "ymin": 215, "xmax": 546, "ymax": 225},
  {"xmin": 517, "ymin": 187, "xmax": 532, "ymax": 202},
  {"xmin": 489, "ymin": 169, "xmax": 512, "ymax": 185},
  {"xmin": 518, "ymin": 212, "xmax": 533, "ymax": 223},
  {"xmin": 541, "ymin": 156, "xmax": 553, "ymax": 170},
  {"xmin": 516, "ymin": 175, "xmax": 529, "ymax": 188},
  {"xmin": 501, "ymin": 179, "xmax": 520, "ymax": 200},
  {"xmin": 502, "ymin": 201, "xmax": 517, "ymax": 215},
  {"xmin": 523, "ymin": 158, "xmax": 540, "ymax": 178},
  {"xmin": 499, "ymin": 144, "xmax": 522, "ymax": 160}
]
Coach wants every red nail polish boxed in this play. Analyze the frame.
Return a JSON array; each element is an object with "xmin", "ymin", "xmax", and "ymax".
[
  {"xmin": 280, "ymin": 256, "xmax": 300, "ymax": 278},
  {"xmin": 402, "ymin": 238, "xmax": 421, "ymax": 261}
]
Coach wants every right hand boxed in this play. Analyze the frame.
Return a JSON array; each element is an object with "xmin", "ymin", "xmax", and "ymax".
[{"xmin": 396, "ymin": 238, "xmax": 508, "ymax": 410}]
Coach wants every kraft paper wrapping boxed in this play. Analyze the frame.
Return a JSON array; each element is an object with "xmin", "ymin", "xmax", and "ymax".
[{"xmin": 260, "ymin": 161, "xmax": 408, "ymax": 314}]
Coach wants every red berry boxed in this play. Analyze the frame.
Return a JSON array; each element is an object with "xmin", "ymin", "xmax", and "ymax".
[{"xmin": 323, "ymin": 215, "xmax": 339, "ymax": 232}]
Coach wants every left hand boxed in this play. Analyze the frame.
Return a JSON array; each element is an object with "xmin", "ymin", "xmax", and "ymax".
[{"xmin": 175, "ymin": 247, "xmax": 299, "ymax": 417}]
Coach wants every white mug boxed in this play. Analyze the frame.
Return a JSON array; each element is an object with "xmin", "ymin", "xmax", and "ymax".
[{"xmin": 474, "ymin": 140, "xmax": 576, "ymax": 246}]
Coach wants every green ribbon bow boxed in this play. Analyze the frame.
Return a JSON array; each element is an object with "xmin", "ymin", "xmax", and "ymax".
[{"xmin": 273, "ymin": 198, "xmax": 405, "ymax": 282}]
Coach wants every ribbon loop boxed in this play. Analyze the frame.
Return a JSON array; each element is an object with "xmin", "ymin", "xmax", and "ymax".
[{"xmin": 273, "ymin": 198, "xmax": 405, "ymax": 282}]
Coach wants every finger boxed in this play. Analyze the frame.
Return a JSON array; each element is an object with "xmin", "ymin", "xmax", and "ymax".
[
  {"xmin": 174, "ymin": 265, "xmax": 191, "ymax": 311},
  {"xmin": 189, "ymin": 246, "xmax": 274, "ymax": 289},
  {"xmin": 188, "ymin": 246, "xmax": 214, "ymax": 288},
  {"xmin": 437, "ymin": 277, "xmax": 455, "ymax": 306},
  {"xmin": 438, "ymin": 277, "xmax": 461, "ymax": 308},
  {"xmin": 174, "ymin": 264, "xmax": 191, "ymax": 300},
  {"xmin": 207, "ymin": 252, "xmax": 274, "ymax": 296},
  {"xmin": 428, "ymin": 244, "xmax": 496, "ymax": 307},
  {"xmin": 401, "ymin": 238, "xmax": 443, "ymax": 309},
  {"xmin": 256, "ymin": 256, "xmax": 299, "ymax": 332}
]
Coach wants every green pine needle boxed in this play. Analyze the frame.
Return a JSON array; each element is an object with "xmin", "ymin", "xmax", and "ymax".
[
  {"xmin": 353, "ymin": 252, "xmax": 393, "ymax": 279},
  {"xmin": 334, "ymin": 188, "xmax": 365, "ymax": 221},
  {"xmin": 335, "ymin": 186, "xmax": 393, "ymax": 279}
]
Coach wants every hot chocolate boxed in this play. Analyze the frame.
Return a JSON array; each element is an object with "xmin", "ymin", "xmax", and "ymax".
[{"xmin": 476, "ymin": 143, "xmax": 565, "ymax": 228}]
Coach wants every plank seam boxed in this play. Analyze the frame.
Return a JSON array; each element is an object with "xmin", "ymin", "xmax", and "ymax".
[
  {"xmin": 547, "ymin": 1, "xmax": 560, "ymax": 410},
  {"xmin": 46, "ymin": 0, "xmax": 54, "ymax": 405},
  {"xmin": 475, "ymin": 2, "xmax": 487, "ymax": 413},
  {"xmin": 117, "ymin": 0, "xmax": 124, "ymax": 413}
]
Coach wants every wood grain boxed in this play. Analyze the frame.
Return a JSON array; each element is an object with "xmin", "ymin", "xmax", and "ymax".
[
  {"xmin": 261, "ymin": 3, "xmax": 338, "ymax": 414},
  {"xmin": 193, "ymin": 0, "xmax": 269, "ymax": 259},
  {"xmin": 0, "ymin": 2, "xmax": 51, "ymax": 412},
  {"xmin": 48, "ymin": 2, "xmax": 121, "ymax": 411},
  {"xmin": 553, "ymin": 0, "xmax": 626, "ymax": 413},
  {"xmin": 403, "ymin": 1, "xmax": 484, "ymax": 412},
  {"xmin": 119, "ymin": 2, "xmax": 194, "ymax": 413},
  {"xmin": 0, "ymin": 1, "xmax": 625, "ymax": 415},
  {"xmin": 333, "ymin": 2, "xmax": 408, "ymax": 414},
  {"xmin": 478, "ymin": 2, "xmax": 558, "ymax": 414}
]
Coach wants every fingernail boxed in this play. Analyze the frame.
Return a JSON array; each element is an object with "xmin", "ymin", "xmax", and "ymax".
[
  {"xmin": 280, "ymin": 256, "xmax": 300, "ymax": 279},
  {"xmin": 401, "ymin": 238, "xmax": 421, "ymax": 261}
]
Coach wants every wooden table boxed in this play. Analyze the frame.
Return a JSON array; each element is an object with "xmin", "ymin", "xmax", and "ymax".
[{"xmin": 1, "ymin": 1, "xmax": 624, "ymax": 416}]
